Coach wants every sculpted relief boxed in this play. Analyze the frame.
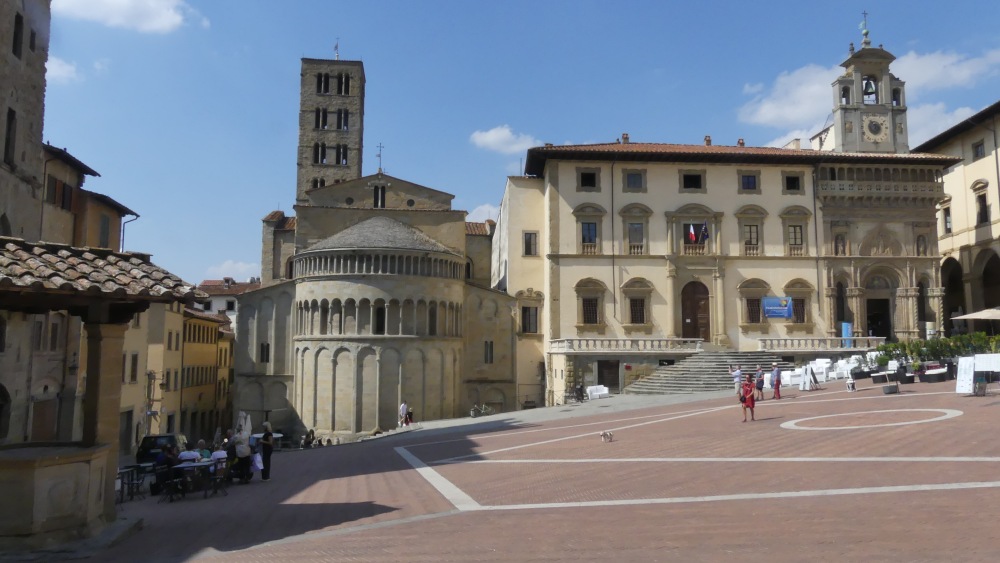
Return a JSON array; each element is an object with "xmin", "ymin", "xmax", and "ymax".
[{"xmin": 859, "ymin": 229, "xmax": 902, "ymax": 257}]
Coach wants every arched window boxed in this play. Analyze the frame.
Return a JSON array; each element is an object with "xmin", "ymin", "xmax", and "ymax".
[{"xmin": 0, "ymin": 213, "xmax": 10, "ymax": 236}]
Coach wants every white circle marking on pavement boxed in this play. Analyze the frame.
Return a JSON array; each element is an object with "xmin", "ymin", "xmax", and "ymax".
[{"xmin": 780, "ymin": 408, "xmax": 963, "ymax": 431}]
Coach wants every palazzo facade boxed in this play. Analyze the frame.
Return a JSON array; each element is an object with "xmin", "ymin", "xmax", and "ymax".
[{"xmin": 492, "ymin": 32, "xmax": 960, "ymax": 404}]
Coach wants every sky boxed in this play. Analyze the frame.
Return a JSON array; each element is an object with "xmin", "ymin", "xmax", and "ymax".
[{"xmin": 43, "ymin": 0, "xmax": 1000, "ymax": 284}]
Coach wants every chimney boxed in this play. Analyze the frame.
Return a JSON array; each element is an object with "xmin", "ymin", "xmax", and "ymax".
[
  {"xmin": 622, "ymin": 133, "xmax": 630, "ymax": 144},
  {"xmin": 737, "ymin": 138, "xmax": 745, "ymax": 147},
  {"xmin": 704, "ymin": 135, "xmax": 712, "ymax": 146}
]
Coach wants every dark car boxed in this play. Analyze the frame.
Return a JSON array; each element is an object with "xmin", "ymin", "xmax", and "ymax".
[{"xmin": 136, "ymin": 433, "xmax": 189, "ymax": 465}]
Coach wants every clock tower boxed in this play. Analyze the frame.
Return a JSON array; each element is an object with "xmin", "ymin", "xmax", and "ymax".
[{"xmin": 830, "ymin": 26, "xmax": 908, "ymax": 154}]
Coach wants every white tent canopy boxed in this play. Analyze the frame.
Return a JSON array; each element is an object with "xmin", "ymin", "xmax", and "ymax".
[{"xmin": 951, "ymin": 308, "xmax": 1000, "ymax": 320}]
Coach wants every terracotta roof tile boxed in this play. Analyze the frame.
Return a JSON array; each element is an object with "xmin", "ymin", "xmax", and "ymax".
[
  {"xmin": 197, "ymin": 279, "xmax": 261, "ymax": 296},
  {"xmin": 0, "ymin": 237, "xmax": 206, "ymax": 302},
  {"xmin": 465, "ymin": 222, "xmax": 490, "ymax": 236},
  {"xmin": 276, "ymin": 217, "xmax": 296, "ymax": 231},
  {"xmin": 184, "ymin": 306, "xmax": 231, "ymax": 324},
  {"xmin": 262, "ymin": 210, "xmax": 285, "ymax": 222}
]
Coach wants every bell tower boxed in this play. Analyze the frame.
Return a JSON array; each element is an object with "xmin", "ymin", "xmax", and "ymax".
[{"xmin": 830, "ymin": 23, "xmax": 908, "ymax": 154}]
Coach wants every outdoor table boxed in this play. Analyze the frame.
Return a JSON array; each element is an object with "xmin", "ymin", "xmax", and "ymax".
[
  {"xmin": 174, "ymin": 460, "xmax": 215, "ymax": 498},
  {"xmin": 921, "ymin": 367, "xmax": 948, "ymax": 383}
]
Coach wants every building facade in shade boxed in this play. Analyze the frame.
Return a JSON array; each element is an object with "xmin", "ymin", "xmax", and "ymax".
[
  {"xmin": 235, "ymin": 58, "xmax": 520, "ymax": 441},
  {"xmin": 492, "ymin": 31, "xmax": 960, "ymax": 404},
  {"xmin": 912, "ymin": 100, "xmax": 1000, "ymax": 334}
]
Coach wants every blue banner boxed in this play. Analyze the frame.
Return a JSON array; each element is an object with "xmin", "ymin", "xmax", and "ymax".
[
  {"xmin": 841, "ymin": 322, "xmax": 853, "ymax": 348},
  {"xmin": 763, "ymin": 297, "xmax": 793, "ymax": 318}
]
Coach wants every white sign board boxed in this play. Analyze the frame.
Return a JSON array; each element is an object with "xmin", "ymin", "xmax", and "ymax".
[
  {"xmin": 974, "ymin": 354, "xmax": 1000, "ymax": 372},
  {"xmin": 956, "ymin": 356, "xmax": 976, "ymax": 394}
]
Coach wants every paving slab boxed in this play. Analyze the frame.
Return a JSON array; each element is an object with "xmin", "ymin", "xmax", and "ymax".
[{"xmin": 84, "ymin": 382, "xmax": 1000, "ymax": 562}]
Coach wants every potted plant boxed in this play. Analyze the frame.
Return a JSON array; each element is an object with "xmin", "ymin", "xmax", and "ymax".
[{"xmin": 872, "ymin": 354, "xmax": 890, "ymax": 384}]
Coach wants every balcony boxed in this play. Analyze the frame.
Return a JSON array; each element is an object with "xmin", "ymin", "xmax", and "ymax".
[
  {"xmin": 581, "ymin": 243, "xmax": 598, "ymax": 255},
  {"xmin": 549, "ymin": 338, "xmax": 703, "ymax": 355},
  {"xmin": 683, "ymin": 243, "xmax": 706, "ymax": 256},
  {"xmin": 743, "ymin": 243, "xmax": 760, "ymax": 256},
  {"xmin": 816, "ymin": 180, "xmax": 944, "ymax": 200},
  {"xmin": 787, "ymin": 244, "xmax": 805, "ymax": 257},
  {"xmin": 628, "ymin": 243, "xmax": 645, "ymax": 255}
]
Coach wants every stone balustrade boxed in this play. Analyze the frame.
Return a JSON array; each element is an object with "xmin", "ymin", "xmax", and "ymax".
[
  {"xmin": 758, "ymin": 336, "xmax": 885, "ymax": 352},
  {"xmin": 549, "ymin": 338, "xmax": 703, "ymax": 354}
]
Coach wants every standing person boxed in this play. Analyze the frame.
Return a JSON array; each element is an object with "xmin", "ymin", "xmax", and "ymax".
[
  {"xmin": 741, "ymin": 373, "xmax": 756, "ymax": 422},
  {"xmin": 770, "ymin": 362, "xmax": 782, "ymax": 399},
  {"xmin": 730, "ymin": 365, "xmax": 743, "ymax": 397},
  {"xmin": 406, "ymin": 406, "xmax": 414, "ymax": 425},
  {"xmin": 754, "ymin": 364, "xmax": 765, "ymax": 400},
  {"xmin": 399, "ymin": 399, "xmax": 409, "ymax": 427},
  {"xmin": 260, "ymin": 421, "xmax": 274, "ymax": 482}
]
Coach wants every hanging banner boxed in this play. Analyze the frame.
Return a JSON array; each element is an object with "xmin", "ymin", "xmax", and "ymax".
[
  {"xmin": 841, "ymin": 322, "xmax": 853, "ymax": 347},
  {"xmin": 763, "ymin": 297, "xmax": 793, "ymax": 318}
]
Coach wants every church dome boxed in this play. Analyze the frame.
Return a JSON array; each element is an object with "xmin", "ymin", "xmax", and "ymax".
[{"xmin": 305, "ymin": 216, "xmax": 458, "ymax": 255}]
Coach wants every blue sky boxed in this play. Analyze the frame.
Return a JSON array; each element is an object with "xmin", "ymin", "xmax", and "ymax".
[{"xmin": 44, "ymin": 0, "xmax": 1000, "ymax": 284}]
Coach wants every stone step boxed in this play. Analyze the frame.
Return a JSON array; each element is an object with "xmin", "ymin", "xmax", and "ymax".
[{"xmin": 623, "ymin": 350, "xmax": 792, "ymax": 395}]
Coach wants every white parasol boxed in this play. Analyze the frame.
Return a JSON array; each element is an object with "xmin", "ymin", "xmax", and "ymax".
[{"xmin": 951, "ymin": 308, "xmax": 1000, "ymax": 320}]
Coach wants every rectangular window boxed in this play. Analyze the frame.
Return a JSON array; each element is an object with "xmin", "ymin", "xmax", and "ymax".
[
  {"xmin": 624, "ymin": 171, "xmax": 644, "ymax": 191},
  {"xmin": 49, "ymin": 319, "xmax": 59, "ymax": 351},
  {"xmin": 12, "ymin": 13, "xmax": 23, "ymax": 59},
  {"xmin": 784, "ymin": 174, "xmax": 802, "ymax": 192},
  {"xmin": 259, "ymin": 342, "xmax": 270, "ymax": 363},
  {"xmin": 130, "ymin": 353, "xmax": 139, "ymax": 383},
  {"xmin": 374, "ymin": 185, "xmax": 386, "ymax": 208},
  {"xmin": 29, "ymin": 29, "xmax": 35, "ymax": 51},
  {"xmin": 523, "ymin": 232, "xmax": 538, "ymax": 256},
  {"xmin": 580, "ymin": 171, "xmax": 597, "ymax": 189},
  {"xmin": 3, "ymin": 108, "xmax": 16, "ymax": 167},
  {"xmin": 61, "ymin": 183, "xmax": 72, "ymax": 210},
  {"xmin": 121, "ymin": 354, "xmax": 127, "ymax": 383},
  {"xmin": 627, "ymin": 223, "xmax": 644, "ymax": 255},
  {"xmin": 740, "ymin": 174, "xmax": 757, "ymax": 191},
  {"xmin": 484, "ymin": 340, "xmax": 494, "ymax": 364},
  {"xmin": 32, "ymin": 320, "xmax": 43, "ymax": 351},
  {"xmin": 45, "ymin": 176, "xmax": 57, "ymax": 204},
  {"xmin": 99, "ymin": 214, "xmax": 111, "ymax": 248},
  {"xmin": 943, "ymin": 207, "xmax": 952, "ymax": 234},
  {"xmin": 973, "ymin": 141, "xmax": 986, "ymax": 161},
  {"xmin": 977, "ymin": 193, "xmax": 989, "ymax": 225},
  {"xmin": 747, "ymin": 298, "xmax": 762, "ymax": 324},
  {"xmin": 581, "ymin": 222, "xmax": 597, "ymax": 254},
  {"xmin": 173, "ymin": 371, "xmax": 178, "ymax": 391},
  {"xmin": 132, "ymin": 313, "xmax": 141, "ymax": 328},
  {"xmin": 788, "ymin": 225, "xmax": 804, "ymax": 246},
  {"xmin": 743, "ymin": 224, "xmax": 759, "ymax": 245},
  {"xmin": 202, "ymin": 302, "xmax": 212, "ymax": 312},
  {"xmin": 629, "ymin": 298, "xmax": 646, "ymax": 324},
  {"xmin": 521, "ymin": 306, "xmax": 538, "ymax": 334},
  {"xmin": 226, "ymin": 300, "xmax": 236, "ymax": 311},
  {"xmin": 682, "ymin": 173, "xmax": 702, "ymax": 190},
  {"xmin": 792, "ymin": 298, "xmax": 806, "ymax": 323},
  {"xmin": 582, "ymin": 298, "xmax": 599, "ymax": 325},
  {"xmin": 167, "ymin": 414, "xmax": 175, "ymax": 433}
]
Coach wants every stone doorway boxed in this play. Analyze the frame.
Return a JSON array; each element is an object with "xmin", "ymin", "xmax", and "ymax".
[
  {"xmin": 681, "ymin": 282, "xmax": 710, "ymax": 340},
  {"xmin": 867, "ymin": 298, "xmax": 892, "ymax": 340},
  {"xmin": 597, "ymin": 360, "xmax": 620, "ymax": 393},
  {"xmin": 30, "ymin": 398, "xmax": 58, "ymax": 441}
]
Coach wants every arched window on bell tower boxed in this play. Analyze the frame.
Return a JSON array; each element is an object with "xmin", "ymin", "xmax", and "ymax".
[
  {"xmin": 862, "ymin": 75, "xmax": 878, "ymax": 104},
  {"xmin": 840, "ymin": 86, "xmax": 851, "ymax": 105}
]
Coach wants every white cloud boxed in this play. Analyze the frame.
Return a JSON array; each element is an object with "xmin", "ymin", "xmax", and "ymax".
[
  {"xmin": 738, "ymin": 63, "xmax": 840, "ymax": 130},
  {"xmin": 466, "ymin": 204, "xmax": 499, "ymax": 223},
  {"xmin": 205, "ymin": 260, "xmax": 259, "ymax": 281},
  {"xmin": 52, "ymin": 0, "xmax": 208, "ymax": 34},
  {"xmin": 470, "ymin": 125, "xmax": 541, "ymax": 155},
  {"xmin": 93, "ymin": 58, "xmax": 111, "ymax": 74},
  {"xmin": 46, "ymin": 56, "xmax": 79, "ymax": 84},
  {"xmin": 763, "ymin": 128, "xmax": 822, "ymax": 150},
  {"xmin": 742, "ymin": 82, "xmax": 763, "ymax": 95},
  {"xmin": 907, "ymin": 102, "xmax": 976, "ymax": 147},
  {"xmin": 893, "ymin": 49, "xmax": 1000, "ymax": 99}
]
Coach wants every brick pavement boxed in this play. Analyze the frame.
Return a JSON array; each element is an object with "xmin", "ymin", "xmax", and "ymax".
[{"xmin": 91, "ymin": 381, "xmax": 1000, "ymax": 562}]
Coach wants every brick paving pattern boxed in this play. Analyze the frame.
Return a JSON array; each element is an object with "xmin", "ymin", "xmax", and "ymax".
[{"xmin": 94, "ymin": 381, "xmax": 1000, "ymax": 562}]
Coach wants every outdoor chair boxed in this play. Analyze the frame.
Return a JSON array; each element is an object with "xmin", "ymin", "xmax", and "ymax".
[
  {"xmin": 126, "ymin": 470, "xmax": 147, "ymax": 501},
  {"xmin": 154, "ymin": 465, "xmax": 185, "ymax": 503},
  {"xmin": 209, "ymin": 459, "xmax": 229, "ymax": 497}
]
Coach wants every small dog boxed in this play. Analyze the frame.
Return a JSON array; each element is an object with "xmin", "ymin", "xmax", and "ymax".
[{"xmin": 600, "ymin": 430, "xmax": 614, "ymax": 443}]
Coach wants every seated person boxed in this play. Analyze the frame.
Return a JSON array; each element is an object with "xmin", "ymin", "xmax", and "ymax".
[
  {"xmin": 209, "ymin": 443, "xmax": 229, "ymax": 474},
  {"xmin": 178, "ymin": 442, "xmax": 201, "ymax": 462},
  {"xmin": 156, "ymin": 444, "xmax": 180, "ymax": 467},
  {"xmin": 197, "ymin": 439, "xmax": 211, "ymax": 460}
]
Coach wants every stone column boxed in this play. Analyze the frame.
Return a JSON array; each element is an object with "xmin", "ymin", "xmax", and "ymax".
[
  {"xmin": 665, "ymin": 263, "xmax": 677, "ymax": 338},
  {"xmin": 825, "ymin": 287, "xmax": 837, "ymax": 337},
  {"xmin": 928, "ymin": 287, "xmax": 945, "ymax": 335},
  {"xmin": 847, "ymin": 287, "xmax": 865, "ymax": 336},
  {"xmin": 713, "ymin": 268, "xmax": 729, "ymax": 346},
  {"xmin": 80, "ymin": 322, "xmax": 127, "ymax": 524}
]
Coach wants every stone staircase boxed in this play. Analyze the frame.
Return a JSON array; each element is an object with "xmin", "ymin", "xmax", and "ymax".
[{"xmin": 623, "ymin": 351, "xmax": 793, "ymax": 395}]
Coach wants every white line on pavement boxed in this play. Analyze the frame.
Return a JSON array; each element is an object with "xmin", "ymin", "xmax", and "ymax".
[
  {"xmin": 394, "ymin": 446, "xmax": 481, "ymax": 511},
  {"xmin": 451, "ymin": 456, "xmax": 1000, "ymax": 463}
]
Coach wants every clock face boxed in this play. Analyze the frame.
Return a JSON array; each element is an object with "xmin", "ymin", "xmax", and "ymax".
[{"xmin": 862, "ymin": 115, "xmax": 889, "ymax": 143}]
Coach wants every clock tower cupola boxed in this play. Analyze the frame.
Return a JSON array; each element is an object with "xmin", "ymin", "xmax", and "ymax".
[{"xmin": 830, "ymin": 21, "xmax": 908, "ymax": 154}]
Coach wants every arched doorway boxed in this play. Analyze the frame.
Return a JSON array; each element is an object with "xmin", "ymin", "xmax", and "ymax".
[
  {"xmin": 941, "ymin": 257, "xmax": 965, "ymax": 336},
  {"xmin": 681, "ymin": 281, "xmax": 710, "ymax": 340},
  {"xmin": 864, "ymin": 272, "xmax": 897, "ymax": 341},
  {"xmin": 982, "ymin": 252, "xmax": 1000, "ymax": 309}
]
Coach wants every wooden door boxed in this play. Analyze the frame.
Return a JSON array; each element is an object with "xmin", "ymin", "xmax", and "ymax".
[{"xmin": 681, "ymin": 282, "xmax": 710, "ymax": 340}]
